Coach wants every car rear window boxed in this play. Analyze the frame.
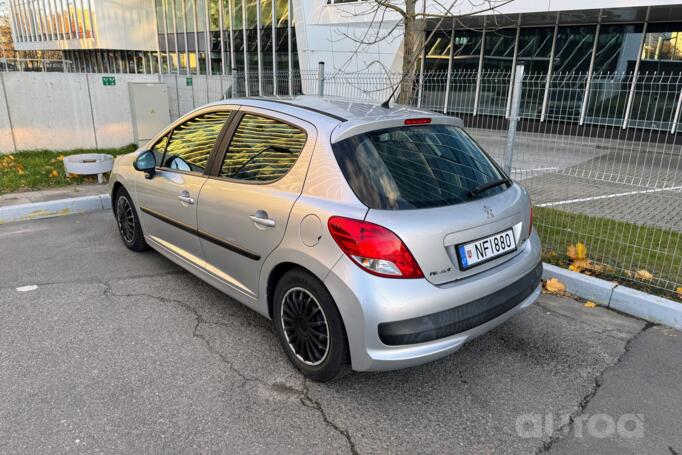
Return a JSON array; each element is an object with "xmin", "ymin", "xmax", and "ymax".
[{"xmin": 331, "ymin": 124, "xmax": 509, "ymax": 210}]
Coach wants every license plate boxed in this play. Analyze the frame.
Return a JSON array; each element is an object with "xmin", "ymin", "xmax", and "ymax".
[{"xmin": 457, "ymin": 229, "xmax": 516, "ymax": 270}]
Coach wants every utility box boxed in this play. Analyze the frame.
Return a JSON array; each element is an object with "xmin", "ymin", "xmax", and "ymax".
[{"xmin": 128, "ymin": 82, "xmax": 171, "ymax": 144}]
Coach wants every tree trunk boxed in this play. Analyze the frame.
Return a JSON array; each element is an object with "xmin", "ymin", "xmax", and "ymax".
[{"xmin": 398, "ymin": 0, "xmax": 423, "ymax": 104}]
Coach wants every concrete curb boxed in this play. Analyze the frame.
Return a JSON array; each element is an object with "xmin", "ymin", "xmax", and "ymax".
[
  {"xmin": 0, "ymin": 193, "xmax": 111, "ymax": 224},
  {"xmin": 543, "ymin": 263, "xmax": 682, "ymax": 330}
]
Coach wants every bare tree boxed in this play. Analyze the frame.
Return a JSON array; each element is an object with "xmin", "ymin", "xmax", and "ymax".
[
  {"xmin": 334, "ymin": 0, "xmax": 513, "ymax": 103},
  {"xmin": 0, "ymin": 0, "xmax": 14, "ymax": 59}
]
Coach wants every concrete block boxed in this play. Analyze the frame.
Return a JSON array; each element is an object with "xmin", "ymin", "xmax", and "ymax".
[
  {"xmin": 610, "ymin": 286, "xmax": 682, "ymax": 330},
  {"xmin": 542, "ymin": 263, "xmax": 616, "ymax": 306},
  {"xmin": 0, "ymin": 194, "xmax": 109, "ymax": 224}
]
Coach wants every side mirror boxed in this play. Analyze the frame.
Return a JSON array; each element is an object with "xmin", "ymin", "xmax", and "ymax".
[{"xmin": 133, "ymin": 150, "xmax": 156, "ymax": 179}]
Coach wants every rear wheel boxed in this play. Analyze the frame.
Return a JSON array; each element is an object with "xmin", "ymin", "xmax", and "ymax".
[
  {"xmin": 114, "ymin": 186, "xmax": 148, "ymax": 252},
  {"xmin": 273, "ymin": 269, "xmax": 350, "ymax": 382}
]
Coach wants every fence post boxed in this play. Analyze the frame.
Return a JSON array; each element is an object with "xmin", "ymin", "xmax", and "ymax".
[
  {"xmin": 317, "ymin": 61, "xmax": 325, "ymax": 97},
  {"xmin": 0, "ymin": 72, "xmax": 18, "ymax": 153},
  {"xmin": 671, "ymin": 87, "xmax": 682, "ymax": 134},
  {"xmin": 504, "ymin": 64, "xmax": 524, "ymax": 174}
]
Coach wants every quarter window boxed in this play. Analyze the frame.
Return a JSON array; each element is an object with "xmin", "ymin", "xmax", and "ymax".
[
  {"xmin": 220, "ymin": 114, "xmax": 306, "ymax": 182},
  {"xmin": 161, "ymin": 111, "xmax": 231, "ymax": 173}
]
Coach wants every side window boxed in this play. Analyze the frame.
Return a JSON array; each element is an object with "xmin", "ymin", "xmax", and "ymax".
[
  {"xmin": 150, "ymin": 135, "xmax": 168, "ymax": 167},
  {"xmin": 161, "ymin": 111, "xmax": 231, "ymax": 174},
  {"xmin": 219, "ymin": 114, "xmax": 306, "ymax": 182}
]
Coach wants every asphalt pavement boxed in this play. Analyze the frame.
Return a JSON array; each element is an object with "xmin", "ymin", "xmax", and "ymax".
[{"xmin": 0, "ymin": 211, "xmax": 680, "ymax": 454}]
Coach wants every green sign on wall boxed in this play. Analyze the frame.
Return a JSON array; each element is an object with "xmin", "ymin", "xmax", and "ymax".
[
  {"xmin": 102, "ymin": 76, "xmax": 116, "ymax": 86},
  {"xmin": 186, "ymin": 77, "xmax": 193, "ymax": 86}
]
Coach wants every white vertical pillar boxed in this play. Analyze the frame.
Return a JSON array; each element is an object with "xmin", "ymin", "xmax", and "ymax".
[
  {"xmin": 443, "ymin": 20, "xmax": 455, "ymax": 114},
  {"xmin": 579, "ymin": 19, "xmax": 600, "ymax": 126},
  {"xmin": 256, "ymin": 0, "xmax": 263, "ymax": 95},
  {"xmin": 622, "ymin": 8, "xmax": 649, "ymax": 129},
  {"xmin": 242, "ymin": 0, "xmax": 249, "ymax": 96},
  {"xmin": 287, "ymin": 0, "xmax": 292, "ymax": 96},
  {"xmin": 540, "ymin": 15, "xmax": 559, "ymax": 122},
  {"xmin": 272, "ymin": 0, "xmax": 277, "ymax": 95}
]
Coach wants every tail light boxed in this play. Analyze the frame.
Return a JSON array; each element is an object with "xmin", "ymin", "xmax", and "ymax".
[{"xmin": 327, "ymin": 216, "xmax": 424, "ymax": 279}]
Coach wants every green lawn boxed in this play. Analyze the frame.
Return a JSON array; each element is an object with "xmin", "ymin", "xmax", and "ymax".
[
  {"xmin": 535, "ymin": 206, "xmax": 681, "ymax": 301},
  {"xmin": 0, "ymin": 145, "xmax": 136, "ymax": 195}
]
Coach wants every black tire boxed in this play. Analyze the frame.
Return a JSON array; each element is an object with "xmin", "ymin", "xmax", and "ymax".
[
  {"xmin": 273, "ymin": 269, "xmax": 350, "ymax": 382},
  {"xmin": 114, "ymin": 186, "xmax": 148, "ymax": 252}
]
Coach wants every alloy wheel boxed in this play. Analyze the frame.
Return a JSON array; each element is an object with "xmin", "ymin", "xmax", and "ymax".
[
  {"xmin": 280, "ymin": 287, "xmax": 330, "ymax": 366},
  {"xmin": 116, "ymin": 196, "xmax": 135, "ymax": 244}
]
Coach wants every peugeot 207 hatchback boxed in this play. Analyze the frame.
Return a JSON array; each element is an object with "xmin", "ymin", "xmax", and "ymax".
[{"xmin": 109, "ymin": 96, "xmax": 542, "ymax": 382}]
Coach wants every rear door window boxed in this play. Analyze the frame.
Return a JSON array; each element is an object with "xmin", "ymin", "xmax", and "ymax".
[
  {"xmin": 331, "ymin": 124, "xmax": 508, "ymax": 210},
  {"xmin": 219, "ymin": 114, "xmax": 307, "ymax": 182}
]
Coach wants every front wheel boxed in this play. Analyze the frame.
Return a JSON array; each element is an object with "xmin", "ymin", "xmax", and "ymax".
[
  {"xmin": 273, "ymin": 269, "xmax": 350, "ymax": 382},
  {"xmin": 114, "ymin": 186, "xmax": 148, "ymax": 252}
]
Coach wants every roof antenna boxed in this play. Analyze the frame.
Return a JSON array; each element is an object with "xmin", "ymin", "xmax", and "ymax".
[{"xmin": 379, "ymin": 2, "xmax": 462, "ymax": 109}]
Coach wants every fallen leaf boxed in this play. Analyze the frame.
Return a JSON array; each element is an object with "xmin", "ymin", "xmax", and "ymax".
[
  {"xmin": 584, "ymin": 301, "xmax": 597, "ymax": 308},
  {"xmin": 675, "ymin": 287, "xmax": 682, "ymax": 300},
  {"xmin": 567, "ymin": 244, "xmax": 577, "ymax": 260},
  {"xmin": 50, "ymin": 169, "xmax": 59, "ymax": 177},
  {"xmin": 635, "ymin": 269, "xmax": 654, "ymax": 281},
  {"xmin": 545, "ymin": 278, "xmax": 566, "ymax": 294},
  {"xmin": 57, "ymin": 155, "xmax": 65, "ymax": 161},
  {"xmin": 575, "ymin": 242, "xmax": 588, "ymax": 260}
]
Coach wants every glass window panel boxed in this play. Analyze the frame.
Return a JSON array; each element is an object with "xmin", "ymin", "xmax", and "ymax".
[
  {"xmin": 275, "ymin": 0, "xmax": 287, "ymax": 28},
  {"xmin": 424, "ymin": 29, "xmax": 450, "ymax": 72},
  {"xmin": 553, "ymin": 25, "xmax": 595, "ymax": 74},
  {"xmin": 185, "ymin": 0, "xmax": 195, "ymax": 32},
  {"xmin": 516, "ymin": 27, "xmax": 553, "ymax": 74},
  {"xmin": 245, "ymin": 0, "xmax": 256, "ymax": 28},
  {"xmin": 261, "ymin": 0, "xmax": 272, "ymax": 27},
  {"xmin": 196, "ymin": 0, "xmax": 206, "ymax": 31},
  {"xmin": 232, "ymin": 0, "xmax": 242, "ymax": 30},
  {"xmin": 482, "ymin": 27, "xmax": 516, "ymax": 71},
  {"xmin": 220, "ymin": 114, "xmax": 306, "ymax": 182},
  {"xmin": 208, "ymin": 0, "xmax": 219, "ymax": 30},
  {"xmin": 164, "ymin": 111, "xmax": 230, "ymax": 172},
  {"xmin": 592, "ymin": 24, "xmax": 643, "ymax": 74},
  {"xmin": 174, "ymin": 0, "xmax": 185, "ymax": 33}
]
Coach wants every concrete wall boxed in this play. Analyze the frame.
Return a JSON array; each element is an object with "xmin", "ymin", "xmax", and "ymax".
[
  {"xmin": 12, "ymin": 0, "xmax": 157, "ymax": 51},
  {"xmin": 0, "ymin": 73, "xmax": 162, "ymax": 153}
]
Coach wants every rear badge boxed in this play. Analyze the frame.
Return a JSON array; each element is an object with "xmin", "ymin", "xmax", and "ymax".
[{"xmin": 429, "ymin": 267, "xmax": 452, "ymax": 277}]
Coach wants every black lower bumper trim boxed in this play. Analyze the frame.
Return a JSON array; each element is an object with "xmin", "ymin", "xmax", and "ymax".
[{"xmin": 378, "ymin": 262, "xmax": 543, "ymax": 346}]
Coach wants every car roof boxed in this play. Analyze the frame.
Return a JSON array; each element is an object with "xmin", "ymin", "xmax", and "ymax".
[{"xmin": 208, "ymin": 95, "xmax": 464, "ymax": 143}]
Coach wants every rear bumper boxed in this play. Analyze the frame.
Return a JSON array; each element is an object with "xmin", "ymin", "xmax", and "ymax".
[{"xmin": 324, "ymin": 229, "xmax": 542, "ymax": 372}]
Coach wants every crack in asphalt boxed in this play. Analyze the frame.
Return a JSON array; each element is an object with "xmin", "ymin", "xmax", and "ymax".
[
  {"xmin": 300, "ymin": 378, "xmax": 358, "ymax": 455},
  {"xmin": 534, "ymin": 321, "xmax": 656, "ymax": 454},
  {"xmin": 102, "ymin": 280, "xmax": 357, "ymax": 454}
]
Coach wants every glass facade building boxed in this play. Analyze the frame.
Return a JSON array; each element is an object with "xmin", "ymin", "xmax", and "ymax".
[
  {"xmin": 420, "ymin": 6, "xmax": 682, "ymax": 129},
  {"xmin": 155, "ymin": 0, "xmax": 298, "ymax": 78}
]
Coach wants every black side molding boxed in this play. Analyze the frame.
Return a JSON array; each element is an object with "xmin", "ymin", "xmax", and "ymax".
[{"xmin": 140, "ymin": 206, "xmax": 261, "ymax": 261}]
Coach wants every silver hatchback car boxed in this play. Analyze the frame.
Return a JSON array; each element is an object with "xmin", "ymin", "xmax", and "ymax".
[{"xmin": 109, "ymin": 96, "xmax": 542, "ymax": 381}]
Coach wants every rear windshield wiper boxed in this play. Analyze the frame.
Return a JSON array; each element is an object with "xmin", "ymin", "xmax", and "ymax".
[{"xmin": 467, "ymin": 178, "xmax": 511, "ymax": 198}]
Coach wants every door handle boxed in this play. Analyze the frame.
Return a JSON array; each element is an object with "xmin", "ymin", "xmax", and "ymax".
[
  {"xmin": 250, "ymin": 210, "xmax": 276, "ymax": 228},
  {"xmin": 177, "ymin": 192, "xmax": 194, "ymax": 205}
]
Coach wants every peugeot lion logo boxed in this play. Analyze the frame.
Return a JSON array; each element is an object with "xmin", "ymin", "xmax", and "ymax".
[{"xmin": 484, "ymin": 205, "xmax": 495, "ymax": 219}]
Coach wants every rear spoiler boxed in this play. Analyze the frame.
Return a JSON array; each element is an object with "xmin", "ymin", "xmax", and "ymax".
[{"xmin": 330, "ymin": 115, "xmax": 464, "ymax": 144}]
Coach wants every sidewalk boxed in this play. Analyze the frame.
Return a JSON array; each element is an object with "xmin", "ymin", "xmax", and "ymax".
[
  {"xmin": 0, "ymin": 184, "xmax": 110, "ymax": 224},
  {"xmin": 0, "ymin": 184, "xmax": 108, "ymax": 208}
]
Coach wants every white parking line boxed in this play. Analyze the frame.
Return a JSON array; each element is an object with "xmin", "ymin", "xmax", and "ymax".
[
  {"xmin": 511, "ymin": 167, "xmax": 559, "ymax": 174},
  {"xmin": 16, "ymin": 285, "xmax": 38, "ymax": 292},
  {"xmin": 537, "ymin": 185, "xmax": 682, "ymax": 207}
]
